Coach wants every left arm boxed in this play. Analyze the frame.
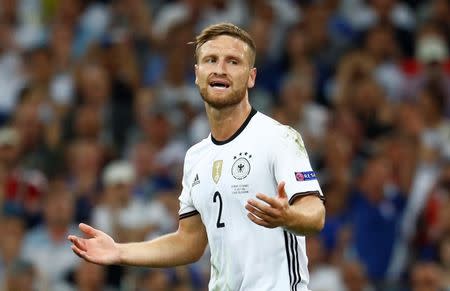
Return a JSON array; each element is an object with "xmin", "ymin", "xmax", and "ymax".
[{"xmin": 246, "ymin": 181, "xmax": 325, "ymax": 236}]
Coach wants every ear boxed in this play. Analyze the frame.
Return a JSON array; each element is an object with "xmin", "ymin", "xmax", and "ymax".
[
  {"xmin": 194, "ymin": 64, "xmax": 199, "ymax": 85},
  {"xmin": 247, "ymin": 67, "xmax": 257, "ymax": 89}
]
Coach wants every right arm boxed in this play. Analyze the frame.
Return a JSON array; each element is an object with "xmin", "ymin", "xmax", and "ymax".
[{"xmin": 68, "ymin": 214, "xmax": 207, "ymax": 267}]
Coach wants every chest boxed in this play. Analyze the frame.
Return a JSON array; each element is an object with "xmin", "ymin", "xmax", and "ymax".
[{"xmin": 188, "ymin": 146, "xmax": 276, "ymax": 227}]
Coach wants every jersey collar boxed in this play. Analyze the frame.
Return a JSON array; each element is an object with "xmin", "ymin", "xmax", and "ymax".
[{"xmin": 211, "ymin": 108, "xmax": 257, "ymax": 146}]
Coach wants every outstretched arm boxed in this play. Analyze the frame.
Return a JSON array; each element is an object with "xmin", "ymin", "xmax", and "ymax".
[
  {"xmin": 245, "ymin": 181, "xmax": 325, "ymax": 236},
  {"xmin": 68, "ymin": 214, "xmax": 207, "ymax": 267}
]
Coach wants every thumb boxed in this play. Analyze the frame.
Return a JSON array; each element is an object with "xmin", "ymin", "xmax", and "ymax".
[
  {"xmin": 277, "ymin": 181, "xmax": 287, "ymax": 199},
  {"xmin": 79, "ymin": 223, "xmax": 100, "ymax": 238}
]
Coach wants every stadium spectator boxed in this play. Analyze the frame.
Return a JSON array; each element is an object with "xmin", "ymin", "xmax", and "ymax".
[
  {"xmin": 2, "ymin": 259, "xmax": 36, "ymax": 291},
  {"xmin": 340, "ymin": 260, "xmax": 375, "ymax": 291},
  {"xmin": 348, "ymin": 155, "xmax": 406, "ymax": 283},
  {"xmin": 0, "ymin": 126, "xmax": 45, "ymax": 228},
  {"xmin": 92, "ymin": 160, "xmax": 171, "ymax": 242},
  {"xmin": 307, "ymin": 235, "xmax": 345, "ymax": 291},
  {"xmin": 0, "ymin": 0, "xmax": 447, "ymax": 289},
  {"xmin": 20, "ymin": 181, "xmax": 80, "ymax": 290},
  {"xmin": 438, "ymin": 232, "xmax": 450, "ymax": 290},
  {"xmin": 410, "ymin": 261, "xmax": 443, "ymax": 291},
  {"xmin": 65, "ymin": 139, "xmax": 104, "ymax": 223},
  {"xmin": 0, "ymin": 213, "xmax": 26, "ymax": 287},
  {"xmin": 56, "ymin": 260, "xmax": 115, "ymax": 291}
]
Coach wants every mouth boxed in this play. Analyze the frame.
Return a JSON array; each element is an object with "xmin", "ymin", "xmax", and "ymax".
[{"xmin": 209, "ymin": 80, "xmax": 230, "ymax": 89}]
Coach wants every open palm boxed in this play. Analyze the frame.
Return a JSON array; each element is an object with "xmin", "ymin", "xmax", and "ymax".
[{"xmin": 68, "ymin": 223, "xmax": 121, "ymax": 265}]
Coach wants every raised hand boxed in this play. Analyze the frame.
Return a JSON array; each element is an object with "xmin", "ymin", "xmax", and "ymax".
[
  {"xmin": 68, "ymin": 223, "xmax": 121, "ymax": 265},
  {"xmin": 245, "ymin": 181, "xmax": 292, "ymax": 228}
]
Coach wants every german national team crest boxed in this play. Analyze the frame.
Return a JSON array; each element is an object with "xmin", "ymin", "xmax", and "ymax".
[
  {"xmin": 212, "ymin": 160, "xmax": 223, "ymax": 184},
  {"xmin": 232, "ymin": 152, "xmax": 252, "ymax": 180}
]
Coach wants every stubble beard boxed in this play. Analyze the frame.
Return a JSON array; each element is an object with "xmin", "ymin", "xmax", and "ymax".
[{"xmin": 199, "ymin": 85, "xmax": 247, "ymax": 110}]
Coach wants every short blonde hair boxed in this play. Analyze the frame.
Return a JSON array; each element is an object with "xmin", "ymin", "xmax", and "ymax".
[{"xmin": 192, "ymin": 23, "xmax": 256, "ymax": 67}]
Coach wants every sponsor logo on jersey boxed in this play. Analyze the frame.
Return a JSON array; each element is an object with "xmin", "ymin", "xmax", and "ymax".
[
  {"xmin": 212, "ymin": 160, "xmax": 223, "ymax": 184},
  {"xmin": 192, "ymin": 174, "xmax": 200, "ymax": 187},
  {"xmin": 232, "ymin": 152, "xmax": 251, "ymax": 180},
  {"xmin": 295, "ymin": 171, "xmax": 316, "ymax": 181}
]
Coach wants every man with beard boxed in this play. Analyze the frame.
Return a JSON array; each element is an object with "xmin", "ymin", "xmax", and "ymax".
[{"xmin": 68, "ymin": 23, "xmax": 325, "ymax": 291}]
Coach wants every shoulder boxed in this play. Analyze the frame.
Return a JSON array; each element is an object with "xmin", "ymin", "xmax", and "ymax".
[
  {"xmin": 254, "ymin": 112, "xmax": 305, "ymax": 147},
  {"xmin": 250, "ymin": 112, "xmax": 285, "ymax": 138},
  {"xmin": 184, "ymin": 137, "xmax": 211, "ymax": 167}
]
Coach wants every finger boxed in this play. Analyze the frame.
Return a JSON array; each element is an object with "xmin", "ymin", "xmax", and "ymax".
[
  {"xmin": 71, "ymin": 245, "xmax": 87, "ymax": 260},
  {"xmin": 247, "ymin": 213, "xmax": 275, "ymax": 228},
  {"xmin": 254, "ymin": 193, "xmax": 282, "ymax": 209},
  {"xmin": 68, "ymin": 235, "xmax": 87, "ymax": 252},
  {"xmin": 79, "ymin": 223, "xmax": 100, "ymax": 238},
  {"xmin": 247, "ymin": 199, "xmax": 278, "ymax": 218},
  {"xmin": 277, "ymin": 181, "xmax": 287, "ymax": 199},
  {"xmin": 245, "ymin": 204, "xmax": 275, "ymax": 222},
  {"xmin": 71, "ymin": 245, "xmax": 96, "ymax": 264}
]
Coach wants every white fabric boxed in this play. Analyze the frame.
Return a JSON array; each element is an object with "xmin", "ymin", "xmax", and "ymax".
[{"xmin": 178, "ymin": 111, "xmax": 323, "ymax": 291}]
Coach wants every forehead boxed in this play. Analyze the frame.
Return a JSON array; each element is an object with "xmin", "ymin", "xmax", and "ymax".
[{"xmin": 198, "ymin": 35, "xmax": 251, "ymax": 59}]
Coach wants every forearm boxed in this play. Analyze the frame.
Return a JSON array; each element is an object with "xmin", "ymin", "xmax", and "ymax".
[
  {"xmin": 285, "ymin": 195, "xmax": 325, "ymax": 236},
  {"xmin": 117, "ymin": 230, "xmax": 207, "ymax": 267}
]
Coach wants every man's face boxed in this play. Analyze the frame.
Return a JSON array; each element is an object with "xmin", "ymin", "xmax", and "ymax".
[{"xmin": 195, "ymin": 35, "xmax": 256, "ymax": 109}]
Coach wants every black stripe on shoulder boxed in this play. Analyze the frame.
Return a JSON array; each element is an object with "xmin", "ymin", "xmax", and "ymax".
[
  {"xmin": 179, "ymin": 210, "xmax": 199, "ymax": 220},
  {"xmin": 288, "ymin": 191, "xmax": 325, "ymax": 205}
]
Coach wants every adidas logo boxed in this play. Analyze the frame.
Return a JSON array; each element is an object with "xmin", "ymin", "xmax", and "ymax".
[{"xmin": 192, "ymin": 174, "xmax": 200, "ymax": 187}]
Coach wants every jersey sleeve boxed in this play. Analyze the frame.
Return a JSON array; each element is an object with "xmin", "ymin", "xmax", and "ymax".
[
  {"xmin": 178, "ymin": 152, "xmax": 199, "ymax": 219},
  {"xmin": 272, "ymin": 126, "xmax": 324, "ymax": 204}
]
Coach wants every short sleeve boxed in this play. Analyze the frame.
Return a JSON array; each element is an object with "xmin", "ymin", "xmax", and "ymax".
[
  {"xmin": 272, "ymin": 126, "xmax": 324, "ymax": 204},
  {"xmin": 178, "ymin": 154, "xmax": 199, "ymax": 219}
]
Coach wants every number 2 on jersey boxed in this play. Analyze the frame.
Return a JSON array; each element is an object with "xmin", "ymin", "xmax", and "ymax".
[{"xmin": 213, "ymin": 191, "xmax": 225, "ymax": 228}]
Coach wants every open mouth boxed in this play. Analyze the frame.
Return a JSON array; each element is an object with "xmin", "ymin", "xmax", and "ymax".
[{"xmin": 209, "ymin": 80, "xmax": 230, "ymax": 89}]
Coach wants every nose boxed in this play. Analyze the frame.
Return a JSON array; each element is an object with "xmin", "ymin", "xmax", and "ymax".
[{"xmin": 213, "ymin": 59, "xmax": 227, "ymax": 76}]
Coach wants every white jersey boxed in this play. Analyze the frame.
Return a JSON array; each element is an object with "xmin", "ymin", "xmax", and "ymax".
[{"xmin": 179, "ymin": 109, "xmax": 324, "ymax": 291}]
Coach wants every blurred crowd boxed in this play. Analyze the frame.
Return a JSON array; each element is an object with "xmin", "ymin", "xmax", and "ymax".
[{"xmin": 0, "ymin": 0, "xmax": 449, "ymax": 290}]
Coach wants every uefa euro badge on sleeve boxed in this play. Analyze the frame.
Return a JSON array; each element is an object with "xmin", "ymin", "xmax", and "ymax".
[{"xmin": 295, "ymin": 171, "xmax": 316, "ymax": 181}]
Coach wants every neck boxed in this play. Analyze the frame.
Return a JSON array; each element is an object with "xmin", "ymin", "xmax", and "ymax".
[{"xmin": 206, "ymin": 99, "xmax": 252, "ymax": 142}]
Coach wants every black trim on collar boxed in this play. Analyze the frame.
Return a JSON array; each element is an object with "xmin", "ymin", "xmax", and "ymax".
[{"xmin": 211, "ymin": 108, "xmax": 257, "ymax": 145}]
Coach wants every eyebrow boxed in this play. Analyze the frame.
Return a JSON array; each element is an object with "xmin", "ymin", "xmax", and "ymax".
[{"xmin": 200, "ymin": 53, "xmax": 245, "ymax": 63}]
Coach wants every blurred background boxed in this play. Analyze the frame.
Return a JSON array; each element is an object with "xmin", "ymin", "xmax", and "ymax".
[{"xmin": 0, "ymin": 0, "xmax": 449, "ymax": 290}]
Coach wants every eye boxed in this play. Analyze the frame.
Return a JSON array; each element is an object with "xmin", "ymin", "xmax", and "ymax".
[
  {"xmin": 228, "ymin": 59, "xmax": 239, "ymax": 65},
  {"xmin": 205, "ymin": 58, "xmax": 216, "ymax": 63}
]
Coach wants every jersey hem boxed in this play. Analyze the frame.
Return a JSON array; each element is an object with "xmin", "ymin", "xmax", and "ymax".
[
  {"xmin": 288, "ymin": 191, "xmax": 324, "ymax": 205},
  {"xmin": 179, "ymin": 210, "xmax": 200, "ymax": 220}
]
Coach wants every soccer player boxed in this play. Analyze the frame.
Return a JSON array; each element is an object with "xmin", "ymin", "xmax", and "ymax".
[{"xmin": 68, "ymin": 23, "xmax": 326, "ymax": 291}]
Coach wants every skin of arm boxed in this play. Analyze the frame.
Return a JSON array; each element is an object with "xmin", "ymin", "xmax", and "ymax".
[
  {"xmin": 68, "ymin": 214, "xmax": 208, "ymax": 268},
  {"xmin": 117, "ymin": 214, "xmax": 208, "ymax": 267},
  {"xmin": 283, "ymin": 194, "xmax": 326, "ymax": 236},
  {"xmin": 245, "ymin": 181, "xmax": 325, "ymax": 236}
]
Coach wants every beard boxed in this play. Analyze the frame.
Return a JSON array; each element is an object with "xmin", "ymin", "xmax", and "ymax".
[{"xmin": 199, "ymin": 85, "xmax": 247, "ymax": 109}]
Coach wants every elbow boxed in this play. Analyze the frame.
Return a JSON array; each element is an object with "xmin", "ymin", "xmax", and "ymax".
[
  {"xmin": 315, "ymin": 210, "xmax": 325, "ymax": 232},
  {"xmin": 308, "ymin": 205, "xmax": 326, "ymax": 235},
  {"xmin": 186, "ymin": 238, "xmax": 208, "ymax": 264},
  {"xmin": 315, "ymin": 204, "xmax": 326, "ymax": 232},
  {"xmin": 190, "ymin": 249, "xmax": 205, "ymax": 263}
]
